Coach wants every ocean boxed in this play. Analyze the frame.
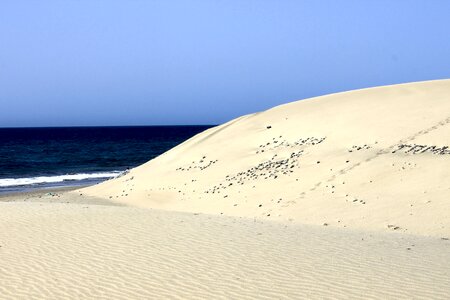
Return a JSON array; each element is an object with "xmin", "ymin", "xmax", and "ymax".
[{"xmin": 0, "ymin": 126, "xmax": 213, "ymax": 194}]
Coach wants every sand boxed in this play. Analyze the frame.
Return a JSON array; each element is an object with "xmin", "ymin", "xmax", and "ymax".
[
  {"xmin": 1, "ymin": 197, "xmax": 449, "ymax": 299},
  {"xmin": 82, "ymin": 79, "xmax": 450, "ymax": 237},
  {"xmin": 1, "ymin": 79, "xmax": 450, "ymax": 298}
]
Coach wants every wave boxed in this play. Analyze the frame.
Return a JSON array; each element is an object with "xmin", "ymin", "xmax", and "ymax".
[{"xmin": 0, "ymin": 171, "xmax": 123, "ymax": 188}]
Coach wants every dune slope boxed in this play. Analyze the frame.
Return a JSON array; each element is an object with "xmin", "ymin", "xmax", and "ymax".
[{"xmin": 81, "ymin": 79, "xmax": 450, "ymax": 236}]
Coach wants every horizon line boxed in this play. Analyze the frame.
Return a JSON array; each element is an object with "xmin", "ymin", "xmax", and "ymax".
[{"xmin": 0, "ymin": 124, "xmax": 218, "ymax": 129}]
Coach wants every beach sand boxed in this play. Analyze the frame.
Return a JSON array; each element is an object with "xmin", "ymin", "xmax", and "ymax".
[
  {"xmin": 1, "ymin": 194, "xmax": 449, "ymax": 299},
  {"xmin": 1, "ymin": 79, "xmax": 450, "ymax": 298}
]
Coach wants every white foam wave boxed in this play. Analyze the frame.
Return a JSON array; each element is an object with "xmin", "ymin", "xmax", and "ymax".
[{"xmin": 0, "ymin": 171, "xmax": 123, "ymax": 188}]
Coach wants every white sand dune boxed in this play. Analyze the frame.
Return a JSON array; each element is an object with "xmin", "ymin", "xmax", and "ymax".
[
  {"xmin": 2, "ymin": 79, "xmax": 450, "ymax": 299},
  {"xmin": 82, "ymin": 79, "xmax": 450, "ymax": 237},
  {"xmin": 1, "ymin": 201, "xmax": 449, "ymax": 299}
]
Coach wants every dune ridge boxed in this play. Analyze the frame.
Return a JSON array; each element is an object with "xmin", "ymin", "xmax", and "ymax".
[{"xmin": 81, "ymin": 79, "xmax": 450, "ymax": 237}]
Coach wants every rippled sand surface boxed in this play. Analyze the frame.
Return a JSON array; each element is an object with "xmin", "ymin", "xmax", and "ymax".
[{"xmin": 1, "ymin": 201, "xmax": 449, "ymax": 299}]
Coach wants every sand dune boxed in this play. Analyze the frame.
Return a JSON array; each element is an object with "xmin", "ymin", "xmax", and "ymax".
[
  {"xmin": 1, "ymin": 200, "xmax": 449, "ymax": 299},
  {"xmin": 2, "ymin": 80, "xmax": 449, "ymax": 299},
  {"xmin": 82, "ymin": 79, "xmax": 450, "ymax": 237}
]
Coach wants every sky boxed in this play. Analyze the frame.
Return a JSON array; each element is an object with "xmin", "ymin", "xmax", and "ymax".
[{"xmin": 1, "ymin": 0, "xmax": 449, "ymax": 127}]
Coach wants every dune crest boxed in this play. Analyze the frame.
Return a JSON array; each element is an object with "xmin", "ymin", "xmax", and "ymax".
[{"xmin": 81, "ymin": 79, "xmax": 450, "ymax": 236}]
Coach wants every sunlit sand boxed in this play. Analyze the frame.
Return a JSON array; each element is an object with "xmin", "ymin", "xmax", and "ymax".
[{"xmin": 1, "ymin": 79, "xmax": 450, "ymax": 299}]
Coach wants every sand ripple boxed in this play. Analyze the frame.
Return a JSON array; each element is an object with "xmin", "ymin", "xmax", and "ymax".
[{"xmin": 0, "ymin": 202, "xmax": 449, "ymax": 299}]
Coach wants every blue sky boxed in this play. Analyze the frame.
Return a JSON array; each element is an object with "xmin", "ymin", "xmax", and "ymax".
[{"xmin": 1, "ymin": 0, "xmax": 449, "ymax": 127}]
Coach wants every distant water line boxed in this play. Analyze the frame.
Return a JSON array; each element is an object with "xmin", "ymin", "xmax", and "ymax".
[{"xmin": 0, "ymin": 126, "xmax": 213, "ymax": 194}]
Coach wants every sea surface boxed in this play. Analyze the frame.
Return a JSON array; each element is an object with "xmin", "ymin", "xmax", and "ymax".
[{"xmin": 0, "ymin": 126, "xmax": 213, "ymax": 194}]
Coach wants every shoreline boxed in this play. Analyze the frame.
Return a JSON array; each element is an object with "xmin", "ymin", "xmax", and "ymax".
[
  {"xmin": 0, "ymin": 185, "xmax": 121, "ymax": 206},
  {"xmin": 0, "ymin": 185, "xmax": 85, "ymax": 199},
  {"xmin": 0, "ymin": 174, "xmax": 121, "ymax": 196}
]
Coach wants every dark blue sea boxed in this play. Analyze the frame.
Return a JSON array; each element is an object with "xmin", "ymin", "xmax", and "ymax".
[{"xmin": 0, "ymin": 126, "xmax": 213, "ymax": 194}]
